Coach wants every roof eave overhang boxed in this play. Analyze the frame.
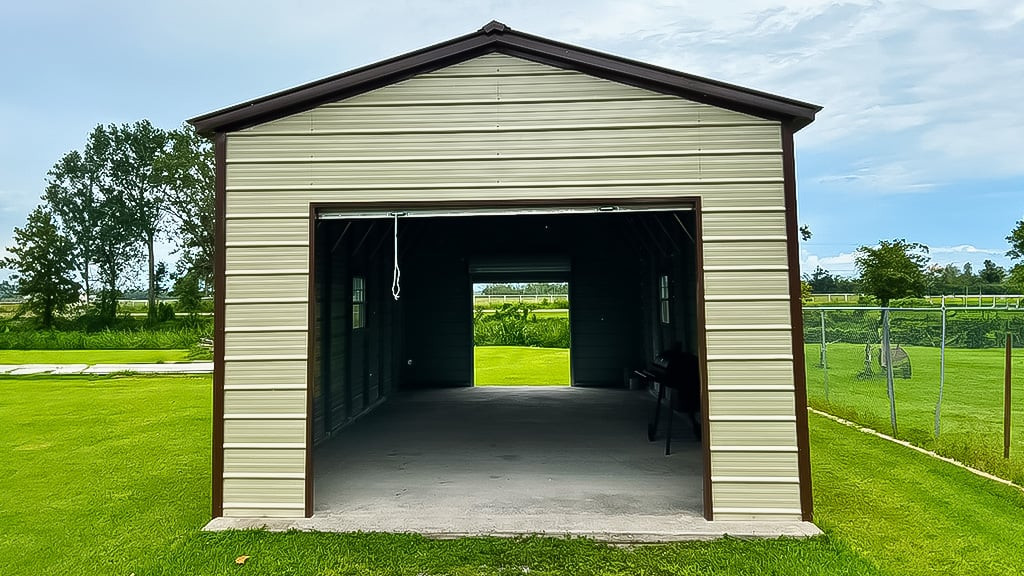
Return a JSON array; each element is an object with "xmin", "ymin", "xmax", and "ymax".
[{"xmin": 189, "ymin": 23, "xmax": 821, "ymax": 136}]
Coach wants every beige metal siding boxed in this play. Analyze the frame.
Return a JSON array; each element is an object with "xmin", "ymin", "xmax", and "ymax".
[{"xmin": 221, "ymin": 52, "xmax": 801, "ymax": 519}]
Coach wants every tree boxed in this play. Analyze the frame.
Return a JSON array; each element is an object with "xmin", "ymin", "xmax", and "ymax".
[
  {"xmin": 43, "ymin": 143, "xmax": 103, "ymax": 302},
  {"xmin": 804, "ymin": 266, "xmax": 837, "ymax": 293},
  {"xmin": 799, "ymin": 225, "xmax": 812, "ymax": 241},
  {"xmin": 106, "ymin": 120, "xmax": 171, "ymax": 324},
  {"xmin": 980, "ymin": 259, "xmax": 1005, "ymax": 284},
  {"xmin": 1, "ymin": 207, "xmax": 80, "ymax": 328},
  {"xmin": 171, "ymin": 270, "xmax": 204, "ymax": 323},
  {"xmin": 92, "ymin": 191, "xmax": 141, "ymax": 323},
  {"xmin": 854, "ymin": 239, "xmax": 929, "ymax": 306},
  {"xmin": 0, "ymin": 280, "xmax": 16, "ymax": 299},
  {"xmin": 1006, "ymin": 219, "xmax": 1024, "ymax": 261},
  {"xmin": 157, "ymin": 125, "xmax": 215, "ymax": 290}
]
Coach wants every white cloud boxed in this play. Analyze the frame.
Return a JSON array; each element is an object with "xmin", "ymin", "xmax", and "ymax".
[
  {"xmin": 801, "ymin": 249, "xmax": 858, "ymax": 275},
  {"xmin": 927, "ymin": 244, "xmax": 1003, "ymax": 255}
]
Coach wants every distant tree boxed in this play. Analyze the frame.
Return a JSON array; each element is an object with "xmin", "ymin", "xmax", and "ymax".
[
  {"xmin": 1, "ymin": 207, "xmax": 80, "ymax": 328},
  {"xmin": 854, "ymin": 239, "xmax": 929, "ymax": 307},
  {"xmin": 800, "ymin": 280, "xmax": 813, "ymax": 303},
  {"xmin": 171, "ymin": 270, "xmax": 204, "ymax": 322},
  {"xmin": 804, "ymin": 266, "xmax": 837, "ymax": 293},
  {"xmin": 157, "ymin": 125, "xmax": 214, "ymax": 290},
  {"xmin": 1006, "ymin": 219, "xmax": 1024, "ymax": 261},
  {"xmin": 1009, "ymin": 265, "xmax": 1024, "ymax": 292},
  {"xmin": 799, "ymin": 225, "xmax": 812, "ymax": 241},
  {"xmin": 980, "ymin": 259, "xmax": 1005, "ymax": 284},
  {"xmin": 43, "ymin": 127, "xmax": 109, "ymax": 302},
  {"xmin": 92, "ymin": 191, "xmax": 141, "ymax": 323},
  {"xmin": 106, "ymin": 120, "xmax": 171, "ymax": 324},
  {"xmin": 0, "ymin": 280, "xmax": 16, "ymax": 299}
]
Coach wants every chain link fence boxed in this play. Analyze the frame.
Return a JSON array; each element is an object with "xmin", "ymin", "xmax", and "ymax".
[{"xmin": 803, "ymin": 306, "xmax": 1024, "ymax": 485}]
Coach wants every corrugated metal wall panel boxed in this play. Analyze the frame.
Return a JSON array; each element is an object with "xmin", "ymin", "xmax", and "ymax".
[
  {"xmin": 692, "ymin": 183, "xmax": 784, "ymax": 210},
  {"xmin": 224, "ymin": 419, "xmax": 306, "ymax": 444},
  {"xmin": 224, "ymin": 332, "xmax": 307, "ymax": 357},
  {"xmin": 226, "ymin": 274, "xmax": 308, "ymax": 301},
  {"xmin": 703, "ymin": 271, "xmax": 790, "ymax": 297},
  {"xmin": 224, "ymin": 389, "xmax": 306, "ymax": 415},
  {"xmin": 705, "ymin": 360, "xmax": 794, "ymax": 389},
  {"xmin": 702, "ymin": 211, "xmax": 787, "ymax": 237},
  {"xmin": 226, "ymin": 246, "xmax": 308, "ymax": 270},
  {"xmin": 224, "ymin": 360, "xmax": 307, "ymax": 387},
  {"xmin": 711, "ymin": 451, "xmax": 799, "ymax": 477},
  {"xmin": 224, "ymin": 303, "xmax": 307, "ymax": 329},
  {"xmin": 221, "ymin": 52, "xmax": 800, "ymax": 520},
  {"xmin": 223, "ymin": 448, "xmax": 305, "ymax": 475},
  {"xmin": 701, "ymin": 241, "xmax": 788, "ymax": 269},
  {"xmin": 704, "ymin": 300, "xmax": 791, "ymax": 326},
  {"xmin": 710, "ymin": 421, "xmax": 798, "ymax": 447},
  {"xmin": 223, "ymin": 478, "xmax": 305, "ymax": 504},
  {"xmin": 225, "ymin": 185, "xmax": 782, "ymax": 216},
  {"xmin": 708, "ymin": 390, "xmax": 795, "ymax": 418},
  {"xmin": 227, "ymin": 125, "xmax": 782, "ymax": 159},
  {"xmin": 705, "ymin": 330, "xmax": 793, "ymax": 356},
  {"xmin": 226, "ymin": 217, "xmax": 308, "ymax": 244},
  {"xmin": 711, "ymin": 482, "xmax": 801, "ymax": 512},
  {"xmin": 225, "ymin": 156, "xmax": 781, "ymax": 190}
]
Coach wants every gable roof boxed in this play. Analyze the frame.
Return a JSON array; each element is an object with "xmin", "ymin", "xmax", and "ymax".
[{"xmin": 189, "ymin": 21, "xmax": 821, "ymax": 135}]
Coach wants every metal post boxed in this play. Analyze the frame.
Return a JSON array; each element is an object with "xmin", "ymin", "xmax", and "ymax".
[
  {"xmin": 934, "ymin": 305, "xmax": 946, "ymax": 438},
  {"xmin": 1005, "ymin": 332, "xmax": 1012, "ymax": 459},
  {"xmin": 820, "ymin": 310, "xmax": 829, "ymax": 401},
  {"xmin": 882, "ymin": 308, "xmax": 898, "ymax": 435}
]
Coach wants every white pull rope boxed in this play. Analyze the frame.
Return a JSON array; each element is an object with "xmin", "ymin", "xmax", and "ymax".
[{"xmin": 391, "ymin": 213, "xmax": 402, "ymax": 300}]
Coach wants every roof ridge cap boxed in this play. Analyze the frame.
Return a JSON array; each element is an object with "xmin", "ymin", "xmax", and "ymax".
[{"xmin": 480, "ymin": 20, "xmax": 510, "ymax": 34}]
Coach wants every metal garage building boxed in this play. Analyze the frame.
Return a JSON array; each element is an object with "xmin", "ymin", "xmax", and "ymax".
[{"xmin": 190, "ymin": 22, "xmax": 820, "ymax": 533}]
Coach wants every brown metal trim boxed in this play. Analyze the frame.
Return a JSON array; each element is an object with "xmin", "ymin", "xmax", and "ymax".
[
  {"xmin": 310, "ymin": 197, "xmax": 698, "ymax": 214},
  {"xmin": 188, "ymin": 23, "xmax": 820, "ymax": 135},
  {"xmin": 211, "ymin": 133, "xmax": 227, "ymax": 519},
  {"xmin": 782, "ymin": 123, "xmax": 814, "ymax": 522},
  {"xmin": 691, "ymin": 198, "xmax": 714, "ymax": 521},
  {"xmin": 305, "ymin": 205, "xmax": 317, "ymax": 517}
]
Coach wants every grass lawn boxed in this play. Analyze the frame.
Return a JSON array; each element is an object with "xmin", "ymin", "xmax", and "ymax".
[
  {"xmin": 0, "ymin": 349, "xmax": 192, "ymax": 364},
  {"xmin": 805, "ymin": 342, "xmax": 1024, "ymax": 485},
  {"xmin": 474, "ymin": 346, "xmax": 570, "ymax": 386},
  {"xmin": 4, "ymin": 374, "xmax": 1024, "ymax": 574}
]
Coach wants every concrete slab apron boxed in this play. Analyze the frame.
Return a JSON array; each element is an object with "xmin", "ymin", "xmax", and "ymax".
[{"xmin": 206, "ymin": 387, "xmax": 820, "ymax": 541}]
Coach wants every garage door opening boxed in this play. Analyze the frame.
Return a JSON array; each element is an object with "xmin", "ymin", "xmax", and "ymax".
[
  {"xmin": 310, "ymin": 203, "xmax": 707, "ymax": 532},
  {"xmin": 472, "ymin": 281, "xmax": 571, "ymax": 386}
]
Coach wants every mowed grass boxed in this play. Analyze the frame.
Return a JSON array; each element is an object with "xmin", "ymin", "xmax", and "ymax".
[
  {"xmin": 806, "ymin": 342, "xmax": 1024, "ymax": 485},
  {"xmin": 474, "ymin": 346, "xmax": 569, "ymax": 386},
  {"xmin": 6, "ymin": 374, "xmax": 1024, "ymax": 573},
  {"xmin": 809, "ymin": 411, "xmax": 1024, "ymax": 574},
  {"xmin": 0, "ymin": 349, "xmax": 192, "ymax": 364}
]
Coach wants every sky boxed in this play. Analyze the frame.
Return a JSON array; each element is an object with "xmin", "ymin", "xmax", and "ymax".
[{"xmin": 1, "ymin": 0, "xmax": 1022, "ymax": 284}]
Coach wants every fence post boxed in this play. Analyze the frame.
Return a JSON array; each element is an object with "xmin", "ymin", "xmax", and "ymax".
[
  {"xmin": 934, "ymin": 305, "xmax": 946, "ymax": 438},
  {"xmin": 1006, "ymin": 332, "xmax": 1012, "ymax": 459},
  {"xmin": 820, "ymin": 309, "xmax": 829, "ymax": 401},
  {"xmin": 882, "ymin": 308, "xmax": 898, "ymax": 435}
]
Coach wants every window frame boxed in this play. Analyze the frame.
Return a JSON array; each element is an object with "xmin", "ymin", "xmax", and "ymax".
[{"xmin": 352, "ymin": 276, "xmax": 366, "ymax": 330}]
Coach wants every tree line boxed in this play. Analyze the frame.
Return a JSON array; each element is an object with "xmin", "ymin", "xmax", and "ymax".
[
  {"xmin": 807, "ymin": 223, "xmax": 1024, "ymax": 306},
  {"xmin": 1, "ymin": 121, "xmax": 213, "ymax": 328}
]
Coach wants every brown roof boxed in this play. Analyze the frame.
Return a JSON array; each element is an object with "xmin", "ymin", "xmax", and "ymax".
[{"xmin": 189, "ymin": 20, "xmax": 821, "ymax": 135}]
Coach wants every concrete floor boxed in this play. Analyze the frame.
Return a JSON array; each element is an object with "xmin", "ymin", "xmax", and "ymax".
[{"xmin": 208, "ymin": 387, "xmax": 820, "ymax": 540}]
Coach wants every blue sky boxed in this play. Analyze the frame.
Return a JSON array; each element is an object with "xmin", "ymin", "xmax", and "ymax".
[{"xmin": 2, "ymin": 1, "xmax": 1022, "ymax": 283}]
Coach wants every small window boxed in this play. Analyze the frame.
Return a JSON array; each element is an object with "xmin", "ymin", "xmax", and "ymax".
[
  {"xmin": 659, "ymin": 274, "xmax": 670, "ymax": 324},
  {"xmin": 352, "ymin": 276, "xmax": 365, "ymax": 329}
]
